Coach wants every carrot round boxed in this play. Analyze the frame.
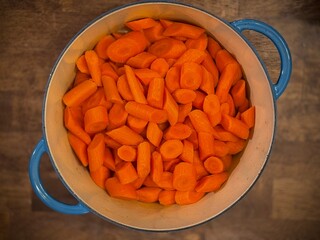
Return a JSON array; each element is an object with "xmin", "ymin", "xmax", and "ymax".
[
  {"xmin": 84, "ymin": 105, "xmax": 108, "ymax": 134},
  {"xmin": 148, "ymin": 38, "xmax": 187, "ymax": 59},
  {"xmin": 105, "ymin": 177, "xmax": 138, "ymax": 200},
  {"xmin": 87, "ymin": 133, "xmax": 105, "ymax": 172},
  {"xmin": 164, "ymin": 123, "xmax": 192, "ymax": 140},
  {"xmin": 67, "ymin": 132, "xmax": 88, "ymax": 167},
  {"xmin": 204, "ymin": 156, "xmax": 225, "ymax": 174},
  {"xmin": 147, "ymin": 77, "xmax": 165, "ymax": 109},
  {"xmin": 159, "ymin": 139, "xmax": 183, "ymax": 159},
  {"xmin": 106, "ymin": 125, "xmax": 144, "ymax": 146},
  {"xmin": 63, "ymin": 80, "xmax": 97, "ymax": 107},
  {"xmin": 137, "ymin": 141, "xmax": 151, "ymax": 178},
  {"xmin": 136, "ymin": 187, "xmax": 162, "ymax": 203},
  {"xmin": 159, "ymin": 190, "xmax": 176, "ymax": 206},
  {"xmin": 117, "ymin": 145, "xmax": 137, "ymax": 162},
  {"xmin": 195, "ymin": 172, "xmax": 229, "ymax": 193},
  {"xmin": 90, "ymin": 166, "xmax": 110, "ymax": 189},
  {"xmin": 172, "ymin": 162, "xmax": 197, "ymax": 191},
  {"xmin": 146, "ymin": 122, "xmax": 163, "ymax": 147},
  {"xmin": 175, "ymin": 191, "xmax": 205, "ymax": 205},
  {"xmin": 172, "ymin": 89, "xmax": 197, "ymax": 104},
  {"xmin": 94, "ymin": 34, "xmax": 115, "ymax": 60},
  {"xmin": 163, "ymin": 21, "xmax": 205, "ymax": 39},
  {"xmin": 115, "ymin": 161, "xmax": 138, "ymax": 184},
  {"xmin": 125, "ymin": 17, "xmax": 158, "ymax": 31},
  {"xmin": 220, "ymin": 114, "xmax": 249, "ymax": 139},
  {"xmin": 85, "ymin": 50, "xmax": 102, "ymax": 86},
  {"xmin": 127, "ymin": 115, "xmax": 148, "ymax": 134}
]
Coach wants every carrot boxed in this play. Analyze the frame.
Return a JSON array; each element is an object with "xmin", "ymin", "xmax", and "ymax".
[
  {"xmin": 188, "ymin": 109, "xmax": 217, "ymax": 135},
  {"xmin": 117, "ymin": 145, "xmax": 137, "ymax": 162},
  {"xmin": 163, "ymin": 21, "xmax": 205, "ymax": 39},
  {"xmin": 192, "ymin": 90, "xmax": 206, "ymax": 109},
  {"xmin": 67, "ymin": 132, "xmax": 88, "ymax": 167},
  {"xmin": 159, "ymin": 19, "xmax": 173, "ymax": 28},
  {"xmin": 203, "ymin": 94, "xmax": 221, "ymax": 126},
  {"xmin": 143, "ymin": 22, "xmax": 165, "ymax": 43},
  {"xmin": 212, "ymin": 140, "xmax": 229, "ymax": 157},
  {"xmin": 94, "ymin": 34, "xmax": 115, "ymax": 60},
  {"xmin": 184, "ymin": 118, "xmax": 199, "ymax": 150},
  {"xmin": 116, "ymin": 74, "xmax": 134, "ymax": 101},
  {"xmin": 143, "ymin": 175, "xmax": 159, "ymax": 188},
  {"xmin": 165, "ymin": 66, "xmax": 181, "ymax": 93},
  {"xmin": 231, "ymin": 79, "xmax": 246, "ymax": 108},
  {"xmin": 90, "ymin": 166, "xmax": 110, "ymax": 189},
  {"xmin": 226, "ymin": 94, "xmax": 236, "ymax": 117},
  {"xmin": 173, "ymin": 48, "xmax": 207, "ymax": 67},
  {"xmin": 215, "ymin": 49, "xmax": 238, "ymax": 73},
  {"xmin": 125, "ymin": 17, "xmax": 158, "ymax": 31},
  {"xmin": 133, "ymin": 68, "xmax": 161, "ymax": 86},
  {"xmin": 159, "ymin": 139, "xmax": 183, "ymax": 159},
  {"xmin": 63, "ymin": 80, "xmax": 97, "ymax": 107},
  {"xmin": 198, "ymin": 131, "xmax": 215, "ymax": 161},
  {"xmin": 76, "ymin": 55, "xmax": 90, "ymax": 74},
  {"xmin": 175, "ymin": 191, "xmax": 205, "ymax": 205},
  {"xmin": 105, "ymin": 177, "xmax": 138, "ymax": 200},
  {"xmin": 241, "ymin": 106, "xmax": 255, "ymax": 128},
  {"xmin": 126, "ymin": 52, "xmax": 157, "ymax": 69},
  {"xmin": 195, "ymin": 172, "xmax": 229, "ymax": 192},
  {"xmin": 147, "ymin": 77, "xmax": 165, "ymax": 109},
  {"xmin": 101, "ymin": 75, "xmax": 123, "ymax": 104},
  {"xmin": 193, "ymin": 151, "xmax": 209, "ymax": 179},
  {"xmin": 137, "ymin": 141, "xmax": 151, "ymax": 178},
  {"xmin": 173, "ymin": 162, "xmax": 197, "ymax": 191},
  {"xmin": 220, "ymin": 114, "xmax": 249, "ymax": 139},
  {"xmin": 164, "ymin": 123, "xmax": 192, "ymax": 140},
  {"xmin": 124, "ymin": 65, "xmax": 148, "ymax": 104},
  {"xmin": 238, "ymin": 98, "xmax": 250, "ymax": 113},
  {"xmin": 113, "ymin": 148, "xmax": 123, "ymax": 166},
  {"xmin": 204, "ymin": 156, "xmax": 225, "ymax": 174},
  {"xmin": 100, "ymin": 62, "xmax": 119, "ymax": 80},
  {"xmin": 85, "ymin": 50, "xmax": 102, "ymax": 86},
  {"xmin": 64, "ymin": 107, "xmax": 91, "ymax": 144},
  {"xmin": 180, "ymin": 139, "xmax": 194, "ymax": 163},
  {"xmin": 207, "ymin": 37, "xmax": 222, "ymax": 59},
  {"xmin": 214, "ymin": 126, "xmax": 240, "ymax": 142},
  {"xmin": 74, "ymin": 71, "xmax": 90, "ymax": 86},
  {"xmin": 163, "ymin": 88, "xmax": 179, "ymax": 126},
  {"xmin": 148, "ymin": 38, "xmax": 187, "ymax": 59},
  {"xmin": 104, "ymin": 135, "xmax": 122, "ymax": 150},
  {"xmin": 225, "ymin": 140, "xmax": 247, "ymax": 155},
  {"xmin": 215, "ymin": 62, "xmax": 242, "ymax": 103},
  {"xmin": 87, "ymin": 133, "xmax": 105, "ymax": 172},
  {"xmin": 81, "ymin": 87, "xmax": 107, "ymax": 114},
  {"xmin": 131, "ymin": 176, "xmax": 147, "ymax": 189},
  {"xmin": 185, "ymin": 33, "xmax": 208, "ymax": 50},
  {"xmin": 172, "ymin": 89, "xmax": 196, "ymax": 104},
  {"xmin": 157, "ymin": 171, "xmax": 174, "ymax": 190},
  {"xmin": 115, "ymin": 161, "xmax": 138, "ymax": 184},
  {"xmin": 220, "ymin": 102, "xmax": 229, "ymax": 116},
  {"xmin": 158, "ymin": 190, "xmax": 176, "ymax": 206},
  {"xmin": 178, "ymin": 103, "xmax": 192, "ymax": 123},
  {"xmin": 84, "ymin": 105, "xmax": 109, "ymax": 134},
  {"xmin": 103, "ymin": 147, "xmax": 116, "ymax": 171},
  {"xmin": 106, "ymin": 125, "xmax": 144, "ymax": 145},
  {"xmin": 150, "ymin": 151, "xmax": 164, "ymax": 183},
  {"xmin": 221, "ymin": 154, "xmax": 232, "ymax": 171},
  {"xmin": 107, "ymin": 103, "xmax": 128, "ymax": 130},
  {"xmin": 106, "ymin": 31, "xmax": 148, "ymax": 63},
  {"xmin": 202, "ymin": 52, "xmax": 219, "ymax": 87},
  {"xmin": 199, "ymin": 65, "xmax": 215, "ymax": 95},
  {"xmin": 163, "ymin": 159, "xmax": 180, "ymax": 172},
  {"xmin": 150, "ymin": 58, "xmax": 169, "ymax": 78},
  {"xmin": 146, "ymin": 122, "xmax": 163, "ymax": 147},
  {"xmin": 126, "ymin": 115, "xmax": 147, "ymax": 134},
  {"xmin": 136, "ymin": 187, "xmax": 162, "ymax": 203},
  {"xmin": 125, "ymin": 101, "xmax": 168, "ymax": 123}
]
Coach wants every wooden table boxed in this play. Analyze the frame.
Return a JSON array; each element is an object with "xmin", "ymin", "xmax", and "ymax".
[{"xmin": 1, "ymin": 0, "xmax": 319, "ymax": 239}]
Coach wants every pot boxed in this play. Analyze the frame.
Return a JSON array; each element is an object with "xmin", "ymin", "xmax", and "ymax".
[{"xmin": 29, "ymin": 1, "xmax": 292, "ymax": 231}]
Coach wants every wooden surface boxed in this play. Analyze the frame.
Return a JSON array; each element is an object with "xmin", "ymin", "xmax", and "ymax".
[{"xmin": 1, "ymin": 0, "xmax": 320, "ymax": 239}]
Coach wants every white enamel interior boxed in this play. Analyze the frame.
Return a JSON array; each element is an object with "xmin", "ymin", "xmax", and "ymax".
[{"xmin": 44, "ymin": 2, "xmax": 275, "ymax": 231}]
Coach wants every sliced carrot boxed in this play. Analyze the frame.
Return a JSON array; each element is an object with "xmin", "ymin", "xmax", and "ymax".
[
  {"xmin": 126, "ymin": 51, "xmax": 157, "ymax": 69},
  {"xmin": 102, "ymin": 75, "xmax": 123, "ymax": 104},
  {"xmin": 126, "ymin": 115, "xmax": 148, "ymax": 134},
  {"xmin": 87, "ymin": 133, "xmax": 105, "ymax": 172},
  {"xmin": 103, "ymin": 147, "xmax": 116, "ymax": 171},
  {"xmin": 147, "ymin": 77, "xmax": 165, "ymax": 109},
  {"xmin": 76, "ymin": 55, "xmax": 90, "ymax": 74},
  {"xmin": 226, "ymin": 140, "xmax": 247, "ymax": 155},
  {"xmin": 192, "ymin": 90, "xmax": 206, "ymax": 109},
  {"xmin": 125, "ymin": 101, "xmax": 168, "ymax": 123},
  {"xmin": 107, "ymin": 103, "xmax": 128, "ymax": 130},
  {"xmin": 215, "ymin": 49, "xmax": 238, "ymax": 73},
  {"xmin": 188, "ymin": 109, "xmax": 217, "ymax": 135},
  {"xmin": 90, "ymin": 166, "xmax": 110, "ymax": 189},
  {"xmin": 85, "ymin": 50, "xmax": 102, "ymax": 86},
  {"xmin": 180, "ymin": 139, "xmax": 194, "ymax": 163},
  {"xmin": 163, "ymin": 21, "xmax": 205, "ymax": 39},
  {"xmin": 84, "ymin": 105, "xmax": 108, "ymax": 134},
  {"xmin": 133, "ymin": 68, "xmax": 161, "ymax": 86},
  {"xmin": 220, "ymin": 102, "xmax": 229, "ymax": 116},
  {"xmin": 172, "ymin": 162, "xmax": 197, "ymax": 191},
  {"xmin": 74, "ymin": 71, "xmax": 90, "ymax": 86},
  {"xmin": 150, "ymin": 58, "xmax": 169, "ymax": 78},
  {"xmin": 173, "ymin": 48, "xmax": 207, "ymax": 67},
  {"xmin": 241, "ymin": 106, "xmax": 255, "ymax": 128},
  {"xmin": 131, "ymin": 176, "xmax": 147, "ymax": 189},
  {"xmin": 148, "ymin": 38, "xmax": 187, "ymax": 59},
  {"xmin": 124, "ymin": 64, "xmax": 148, "ymax": 104},
  {"xmin": 220, "ymin": 114, "xmax": 249, "ymax": 139},
  {"xmin": 117, "ymin": 145, "xmax": 137, "ymax": 162},
  {"xmin": 143, "ymin": 175, "xmax": 159, "ymax": 188},
  {"xmin": 143, "ymin": 22, "xmax": 165, "ymax": 43},
  {"xmin": 81, "ymin": 87, "xmax": 107, "ymax": 115},
  {"xmin": 163, "ymin": 88, "xmax": 179, "ymax": 126},
  {"xmin": 137, "ymin": 141, "xmax": 151, "ymax": 178},
  {"xmin": 125, "ymin": 17, "xmax": 158, "ymax": 31},
  {"xmin": 146, "ymin": 122, "xmax": 163, "ymax": 147},
  {"xmin": 163, "ymin": 159, "xmax": 180, "ymax": 171},
  {"xmin": 198, "ymin": 131, "xmax": 215, "ymax": 161},
  {"xmin": 136, "ymin": 187, "xmax": 162, "ymax": 203},
  {"xmin": 165, "ymin": 66, "xmax": 181, "ymax": 93},
  {"xmin": 158, "ymin": 190, "xmax": 176, "ymax": 206},
  {"xmin": 157, "ymin": 171, "xmax": 174, "ymax": 190},
  {"xmin": 195, "ymin": 172, "xmax": 229, "ymax": 192},
  {"xmin": 203, "ymin": 94, "xmax": 221, "ymax": 126},
  {"xmin": 185, "ymin": 32, "xmax": 208, "ymax": 50},
  {"xmin": 221, "ymin": 154, "xmax": 232, "ymax": 171},
  {"xmin": 193, "ymin": 150, "xmax": 209, "ymax": 180},
  {"xmin": 184, "ymin": 117, "xmax": 199, "ymax": 149},
  {"xmin": 117, "ymin": 74, "xmax": 134, "ymax": 101},
  {"xmin": 105, "ymin": 177, "xmax": 138, "ymax": 200},
  {"xmin": 100, "ymin": 62, "xmax": 119, "ymax": 80},
  {"xmin": 202, "ymin": 51, "xmax": 219, "ymax": 87},
  {"xmin": 178, "ymin": 103, "xmax": 192, "ymax": 123},
  {"xmin": 226, "ymin": 94, "xmax": 236, "ymax": 117},
  {"xmin": 207, "ymin": 36, "xmax": 222, "ymax": 59},
  {"xmin": 231, "ymin": 79, "xmax": 246, "ymax": 108},
  {"xmin": 150, "ymin": 151, "xmax": 164, "ymax": 183},
  {"xmin": 199, "ymin": 66, "xmax": 215, "ymax": 95},
  {"xmin": 63, "ymin": 80, "xmax": 97, "ymax": 107},
  {"xmin": 214, "ymin": 126, "xmax": 240, "ymax": 142},
  {"xmin": 159, "ymin": 19, "xmax": 173, "ymax": 28},
  {"xmin": 159, "ymin": 139, "xmax": 183, "ymax": 160},
  {"xmin": 204, "ymin": 156, "xmax": 225, "ymax": 174},
  {"xmin": 238, "ymin": 98, "xmax": 250, "ymax": 113},
  {"xmin": 164, "ymin": 123, "xmax": 192, "ymax": 140},
  {"xmin": 106, "ymin": 125, "xmax": 144, "ymax": 145},
  {"xmin": 104, "ymin": 135, "xmax": 122, "ymax": 150},
  {"xmin": 172, "ymin": 89, "xmax": 197, "ymax": 104},
  {"xmin": 175, "ymin": 191, "xmax": 205, "ymax": 205},
  {"xmin": 212, "ymin": 140, "xmax": 229, "ymax": 157},
  {"xmin": 115, "ymin": 161, "xmax": 138, "ymax": 184},
  {"xmin": 94, "ymin": 34, "xmax": 115, "ymax": 60},
  {"xmin": 67, "ymin": 132, "xmax": 88, "ymax": 167}
]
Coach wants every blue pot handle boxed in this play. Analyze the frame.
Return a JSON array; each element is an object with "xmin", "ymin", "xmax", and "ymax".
[
  {"xmin": 231, "ymin": 19, "xmax": 292, "ymax": 100},
  {"xmin": 29, "ymin": 138, "xmax": 89, "ymax": 214}
]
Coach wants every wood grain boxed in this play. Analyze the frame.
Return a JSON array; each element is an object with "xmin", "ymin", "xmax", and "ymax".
[{"xmin": 1, "ymin": 0, "xmax": 319, "ymax": 239}]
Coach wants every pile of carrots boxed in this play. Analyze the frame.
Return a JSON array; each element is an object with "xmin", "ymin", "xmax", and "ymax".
[{"xmin": 62, "ymin": 18, "xmax": 255, "ymax": 205}]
